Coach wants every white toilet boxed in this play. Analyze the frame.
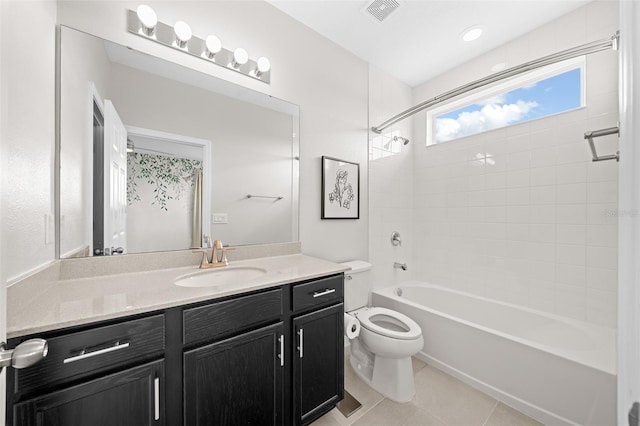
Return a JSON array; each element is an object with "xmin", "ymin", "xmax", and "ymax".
[{"xmin": 342, "ymin": 261, "xmax": 424, "ymax": 402}]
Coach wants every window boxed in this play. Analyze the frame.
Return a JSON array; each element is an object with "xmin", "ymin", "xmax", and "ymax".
[{"xmin": 426, "ymin": 57, "xmax": 585, "ymax": 145}]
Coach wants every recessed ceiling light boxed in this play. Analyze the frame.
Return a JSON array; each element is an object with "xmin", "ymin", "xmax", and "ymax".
[{"xmin": 461, "ymin": 25, "xmax": 484, "ymax": 42}]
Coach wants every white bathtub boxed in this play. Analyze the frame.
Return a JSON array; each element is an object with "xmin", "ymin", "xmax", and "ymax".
[{"xmin": 373, "ymin": 281, "xmax": 616, "ymax": 426}]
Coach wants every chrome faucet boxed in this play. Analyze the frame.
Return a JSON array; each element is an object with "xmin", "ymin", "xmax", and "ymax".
[
  {"xmin": 393, "ymin": 262, "xmax": 408, "ymax": 271},
  {"xmin": 192, "ymin": 239, "xmax": 235, "ymax": 269}
]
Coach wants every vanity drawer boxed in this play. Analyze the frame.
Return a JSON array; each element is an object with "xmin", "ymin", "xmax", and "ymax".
[
  {"xmin": 292, "ymin": 274, "xmax": 344, "ymax": 313},
  {"xmin": 13, "ymin": 314, "xmax": 165, "ymax": 395},
  {"xmin": 183, "ymin": 288, "xmax": 283, "ymax": 345}
]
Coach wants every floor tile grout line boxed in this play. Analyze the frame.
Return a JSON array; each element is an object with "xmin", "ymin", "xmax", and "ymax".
[
  {"xmin": 481, "ymin": 400, "xmax": 500, "ymax": 426},
  {"xmin": 350, "ymin": 395, "xmax": 388, "ymax": 425}
]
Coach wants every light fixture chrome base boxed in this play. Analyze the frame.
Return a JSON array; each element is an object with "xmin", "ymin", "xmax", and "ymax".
[{"xmin": 127, "ymin": 9, "xmax": 270, "ymax": 84}]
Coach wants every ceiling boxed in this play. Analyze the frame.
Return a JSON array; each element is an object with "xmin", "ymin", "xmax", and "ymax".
[{"xmin": 267, "ymin": 0, "xmax": 591, "ymax": 87}]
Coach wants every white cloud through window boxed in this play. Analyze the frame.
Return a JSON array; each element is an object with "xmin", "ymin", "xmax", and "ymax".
[{"xmin": 436, "ymin": 100, "xmax": 539, "ymax": 142}]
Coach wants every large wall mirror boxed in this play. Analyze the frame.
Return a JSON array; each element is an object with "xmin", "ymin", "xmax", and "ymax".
[{"xmin": 59, "ymin": 26, "xmax": 299, "ymax": 258}]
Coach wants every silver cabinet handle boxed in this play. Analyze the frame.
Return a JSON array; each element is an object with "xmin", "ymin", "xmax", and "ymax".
[
  {"xmin": 297, "ymin": 329, "xmax": 304, "ymax": 358},
  {"xmin": 154, "ymin": 377, "xmax": 160, "ymax": 421},
  {"xmin": 0, "ymin": 339, "xmax": 48, "ymax": 371},
  {"xmin": 313, "ymin": 288, "xmax": 336, "ymax": 298},
  {"xmin": 278, "ymin": 335, "xmax": 285, "ymax": 367},
  {"xmin": 63, "ymin": 341, "xmax": 130, "ymax": 364}
]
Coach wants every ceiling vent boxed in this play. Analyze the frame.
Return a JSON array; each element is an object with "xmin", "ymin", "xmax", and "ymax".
[{"xmin": 363, "ymin": 0, "xmax": 402, "ymax": 23}]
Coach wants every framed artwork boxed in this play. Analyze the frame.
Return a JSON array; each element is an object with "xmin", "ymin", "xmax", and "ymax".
[{"xmin": 321, "ymin": 156, "xmax": 359, "ymax": 219}]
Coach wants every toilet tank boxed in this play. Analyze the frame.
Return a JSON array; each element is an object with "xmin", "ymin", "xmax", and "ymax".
[{"xmin": 341, "ymin": 260, "xmax": 372, "ymax": 311}]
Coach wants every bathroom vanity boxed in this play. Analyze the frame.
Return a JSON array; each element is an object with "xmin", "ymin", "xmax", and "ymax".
[{"xmin": 5, "ymin": 254, "xmax": 346, "ymax": 426}]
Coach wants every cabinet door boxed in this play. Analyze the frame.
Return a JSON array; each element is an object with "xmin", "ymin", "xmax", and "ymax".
[
  {"xmin": 183, "ymin": 322, "xmax": 285, "ymax": 426},
  {"xmin": 293, "ymin": 304, "xmax": 344, "ymax": 425},
  {"xmin": 13, "ymin": 360, "xmax": 164, "ymax": 426}
]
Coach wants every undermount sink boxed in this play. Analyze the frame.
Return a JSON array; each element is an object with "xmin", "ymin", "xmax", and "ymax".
[{"xmin": 174, "ymin": 266, "xmax": 267, "ymax": 288}]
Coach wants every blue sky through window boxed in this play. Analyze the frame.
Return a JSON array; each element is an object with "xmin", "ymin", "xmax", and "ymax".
[{"xmin": 435, "ymin": 68, "xmax": 582, "ymax": 143}]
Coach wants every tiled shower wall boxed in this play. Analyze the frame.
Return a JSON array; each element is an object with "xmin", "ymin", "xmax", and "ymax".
[{"xmin": 411, "ymin": 1, "xmax": 619, "ymax": 327}]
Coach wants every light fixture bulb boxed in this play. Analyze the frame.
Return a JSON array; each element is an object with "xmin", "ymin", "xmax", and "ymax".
[
  {"xmin": 461, "ymin": 26, "xmax": 484, "ymax": 42},
  {"xmin": 174, "ymin": 21, "xmax": 192, "ymax": 48},
  {"xmin": 231, "ymin": 48, "xmax": 248, "ymax": 69},
  {"xmin": 255, "ymin": 57, "xmax": 271, "ymax": 77},
  {"xmin": 136, "ymin": 5, "xmax": 157, "ymax": 36},
  {"xmin": 204, "ymin": 35, "xmax": 222, "ymax": 59}
]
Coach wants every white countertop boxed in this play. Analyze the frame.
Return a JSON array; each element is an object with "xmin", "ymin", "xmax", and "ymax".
[{"xmin": 7, "ymin": 254, "xmax": 348, "ymax": 338}]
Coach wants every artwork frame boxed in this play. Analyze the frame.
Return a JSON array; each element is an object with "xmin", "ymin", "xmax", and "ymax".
[{"xmin": 321, "ymin": 156, "xmax": 360, "ymax": 219}]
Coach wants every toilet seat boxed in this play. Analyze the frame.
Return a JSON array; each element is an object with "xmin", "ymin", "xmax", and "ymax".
[{"xmin": 354, "ymin": 307, "xmax": 421, "ymax": 340}]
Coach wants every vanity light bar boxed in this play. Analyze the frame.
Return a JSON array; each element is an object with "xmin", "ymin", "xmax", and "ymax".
[{"xmin": 127, "ymin": 8, "xmax": 271, "ymax": 84}]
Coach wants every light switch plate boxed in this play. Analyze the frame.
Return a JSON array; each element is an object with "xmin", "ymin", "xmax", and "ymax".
[{"xmin": 212, "ymin": 213, "xmax": 228, "ymax": 224}]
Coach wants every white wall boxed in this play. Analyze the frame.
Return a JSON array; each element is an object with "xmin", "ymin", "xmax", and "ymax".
[
  {"xmin": 1, "ymin": 1, "xmax": 57, "ymax": 283},
  {"xmin": 411, "ymin": 2, "xmax": 619, "ymax": 327},
  {"xmin": 368, "ymin": 65, "xmax": 414, "ymax": 292},
  {"xmin": 57, "ymin": 0, "xmax": 370, "ymax": 263},
  {"xmin": 1, "ymin": 0, "xmax": 57, "ymax": 420}
]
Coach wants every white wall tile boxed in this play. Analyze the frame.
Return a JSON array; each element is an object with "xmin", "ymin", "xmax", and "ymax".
[
  {"xmin": 587, "ymin": 203, "xmax": 618, "ymax": 225},
  {"xmin": 531, "ymin": 204, "xmax": 557, "ymax": 224},
  {"xmin": 586, "ymin": 288, "xmax": 617, "ymax": 327},
  {"xmin": 556, "ymin": 183, "xmax": 587, "ymax": 204},
  {"xmin": 531, "ymin": 186, "xmax": 556, "ymax": 204},
  {"xmin": 406, "ymin": 2, "xmax": 617, "ymax": 328},
  {"xmin": 586, "ymin": 246, "xmax": 618, "ymax": 270},
  {"xmin": 586, "ymin": 267, "xmax": 617, "ymax": 292},
  {"xmin": 587, "ymin": 160, "xmax": 618, "ymax": 182},
  {"xmin": 556, "ymin": 224, "xmax": 587, "ymax": 245},
  {"xmin": 506, "ymin": 188, "xmax": 530, "ymax": 205},
  {"xmin": 556, "ymin": 284, "xmax": 586, "ymax": 321},
  {"xmin": 530, "ymin": 166, "xmax": 556, "ymax": 186},
  {"xmin": 507, "ymin": 205, "xmax": 530, "ymax": 223},
  {"xmin": 556, "ymin": 162, "xmax": 587, "ymax": 184},
  {"xmin": 556, "ymin": 204, "xmax": 587, "ymax": 224},
  {"xmin": 556, "ymin": 263, "xmax": 586, "ymax": 286},
  {"xmin": 587, "ymin": 181, "xmax": 618, "ymax": 203},
  {"xmin": 556, "ymin": 244, "xmax": 587, "ymax": 266},
  {"xmin": 507, "ymin": 223, "xmax": 530, "ymax": 241},
  {"xmin": 586, "ymin": 224, "xmax": 617, "ymax": 247},
  {"xmin": 531, "ymin": 147, "xmax": 558, "ymax": 167},
  {"xmin": 507, "ymin": 170, "xmax": 530, "ymax": 188},
  {"xmin": 485, "ymin": 172, "xmax": 507, "ymax": 189},
  {"xmin": 530, "ymin": 224, "xmax": 556, "ymax": 243}
]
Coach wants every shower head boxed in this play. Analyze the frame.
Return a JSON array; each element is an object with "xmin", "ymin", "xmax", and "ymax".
[{"xmin": 393, "ymin": 135, "xmax": 410, "ymax": 145}]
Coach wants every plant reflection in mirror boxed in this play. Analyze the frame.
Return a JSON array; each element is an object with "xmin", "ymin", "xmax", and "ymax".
[{"xmin": 127, "ymin": 152, "xmax": 202, "ymax": 211}]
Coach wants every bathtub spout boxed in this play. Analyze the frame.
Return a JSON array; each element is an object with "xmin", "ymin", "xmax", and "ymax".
[{"xmin": 394, "ymin": 262, "xmax": 408, "ymax": 271}]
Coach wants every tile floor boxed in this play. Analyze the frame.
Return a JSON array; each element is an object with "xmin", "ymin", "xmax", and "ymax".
[{"xmin": 312, "ymin": 350, "xmax": 543, "ymax": 426}]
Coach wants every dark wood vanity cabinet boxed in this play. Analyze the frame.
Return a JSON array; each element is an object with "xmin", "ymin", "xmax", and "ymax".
[
  {"xmin": 6, "ymin": 314, "xmax": 166, "ymax": 426},
  {"xmin": 293, "ymin": 304, "xmax": 344, "ymax": 425},
  {"xmin": 182, "ymin": 287, "xmax": 285, "ymax": 426},
  {"xmin": 13, "ymin": 360, "xmax": 165, "ymax": 426},
  {"xmin": 291, "ymin": 276, "xmax": 345, "ymax": 425},
  {"xmin": 6, "ymin": 273, "xmax": 344, "ymax": 426},
  {"xmin": 184, "ymin": 323, "xmax": 285, "ymax": 425}
]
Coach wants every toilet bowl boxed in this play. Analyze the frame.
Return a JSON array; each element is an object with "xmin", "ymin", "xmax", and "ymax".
[
  {"xmin": 353, "ymin": 307, "xmax": 423, "ymax": 358},
  {"xmin": 341, "ymin": 261, "xmax": 424, "ymax": 403}
]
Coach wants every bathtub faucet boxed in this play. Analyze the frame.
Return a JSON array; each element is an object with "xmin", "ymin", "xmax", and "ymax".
[{"xmin": 393, "ymin": 262, "xmax": 408, "ymax": 271}]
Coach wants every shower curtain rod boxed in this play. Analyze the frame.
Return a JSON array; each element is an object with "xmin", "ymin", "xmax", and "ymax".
[{"xmin": 371, "ymin": 32, "xmax": 619, "ymax": 134}]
